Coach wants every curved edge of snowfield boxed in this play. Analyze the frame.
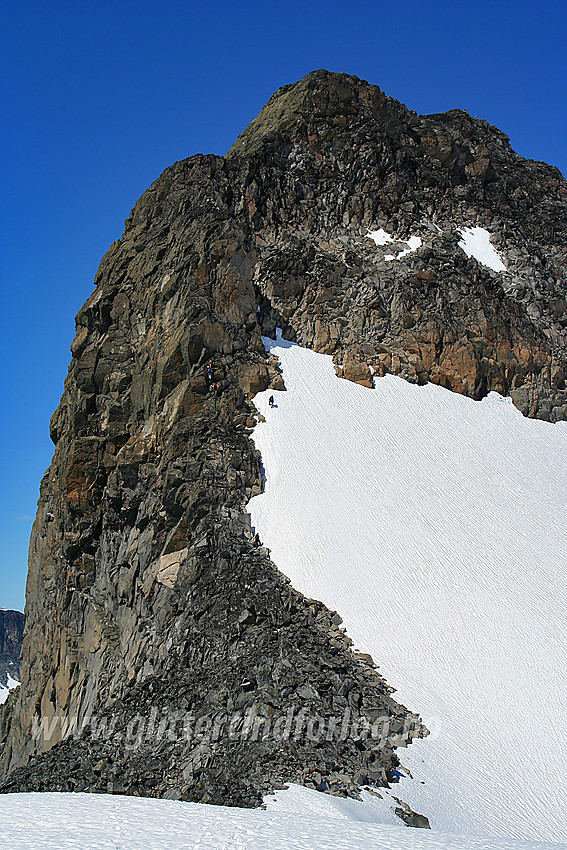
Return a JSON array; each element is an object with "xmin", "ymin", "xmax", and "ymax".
[
  {"xmin": 0, "ymin": 787, "xmax": 562, "ymax": 850},
  {"xmin": 248, "ymin": 330, "xmax": 567, "ymax": 844}
]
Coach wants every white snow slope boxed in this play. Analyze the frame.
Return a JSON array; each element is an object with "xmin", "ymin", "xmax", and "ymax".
[
  {"xmin": 0, "ymin": 785, "xmax": 564, "ymax": 850},
  {"xmin": 249, "ymin": 331, "xmax": 567, "ymax": 844}
]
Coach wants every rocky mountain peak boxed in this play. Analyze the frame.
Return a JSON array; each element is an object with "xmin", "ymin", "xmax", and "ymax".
[
  {"xmin": 227, "ymin": 70, "xmax": 408, "ymax": 158},
  {"xmin": 0, "ymin": 72, "xmax": 565, "ymax": 809}
]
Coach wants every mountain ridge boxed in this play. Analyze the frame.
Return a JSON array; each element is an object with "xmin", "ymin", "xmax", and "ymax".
[
  {"xmin": 0, "ymin": 71, "xmax": 565, "ymax": 818},
  {"xmin": 0, "ymin": 609, "xmax": 24, "ymax": 689}
]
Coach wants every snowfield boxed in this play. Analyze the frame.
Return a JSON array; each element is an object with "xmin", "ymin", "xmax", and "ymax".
[
  {"xmin": 0, "ymin": 786, "xmax": 564, "ymax": 850},
  {"xmin": 249, "ymin": 332, "xmax": 567, "ymax": 844},
  {"xmin": 3, "ymin": 335, "xmax": 566, "ymax": 849}
]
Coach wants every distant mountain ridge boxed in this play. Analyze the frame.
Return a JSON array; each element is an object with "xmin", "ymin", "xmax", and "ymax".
[{"xmin": 0, "ymin": 610, "xmax": 24, "ymax": 687}]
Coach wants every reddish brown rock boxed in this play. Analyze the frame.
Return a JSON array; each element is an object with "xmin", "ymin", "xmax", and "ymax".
[{"xmin": 340, "ymin": 353, "xmax": 374, "ymax": 388}]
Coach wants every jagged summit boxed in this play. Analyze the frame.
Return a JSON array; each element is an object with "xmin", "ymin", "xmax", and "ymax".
[
  {"xmin": 225, "ymin": 70, "xmax": 565, "ymax": 265},
  {"xmin": 227, "ymin": 69, "xmax": 512, "ymax": 173},
  {"xmin": 227, "ymin": 70, "xmax": 410, "ymax": 158}
]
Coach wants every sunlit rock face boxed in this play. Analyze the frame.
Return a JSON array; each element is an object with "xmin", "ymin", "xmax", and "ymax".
[{"xmin": 0, "ymin": 70, "xmax": 565, "ymax": 813}]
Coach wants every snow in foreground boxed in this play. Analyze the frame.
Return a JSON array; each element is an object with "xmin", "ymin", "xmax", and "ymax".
[
  {"xmin": 0, "ymin": 674, "xmax": 20, "ymax": 705},
  {"xmin": 0, "ymin": 786, "xmax": 563, "ymax": 850},
  {"xmin": 249, "ymin": 332, "xmax": 567, "ymax": 844}
]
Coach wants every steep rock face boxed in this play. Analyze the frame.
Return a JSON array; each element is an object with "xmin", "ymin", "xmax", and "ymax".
[
  {"xmin": 228, "ymin": 71, "xmax": 566, "ymax": 418},
  {"xmin": 0, "ymin": 151, "xmax": 421, "ymax": 804},
  {"xmin": 0, "ymin": 611, "xmax": 24, "ymax": 686},
  {"xmin": 1, "ymin": 70, "xmax": 566, "ymax": 803}
]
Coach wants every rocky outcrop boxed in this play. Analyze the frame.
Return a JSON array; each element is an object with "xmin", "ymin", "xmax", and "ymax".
[
  {"xmin": 229, "ymin": 71, "xmax": 566, "ymax": 420},
  {"xmin": 1, "ymin": 70, "xmax": 565, "ymax": 805},
  {"xmin": 0, "ymin": 592, "xmax": 423, "ymax": 804},
  {"xmin": 0, "ymin": 146, "xmax": 423, "ymax": 804},
  {"xmin": 0, "ymin": 610, "xmax": 24, "ymax": 687}
]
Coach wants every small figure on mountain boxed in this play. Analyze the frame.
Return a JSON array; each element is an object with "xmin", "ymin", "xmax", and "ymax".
[{"xmin": 269, "ymin": 395, "xmax": 275, "ymax": 408}]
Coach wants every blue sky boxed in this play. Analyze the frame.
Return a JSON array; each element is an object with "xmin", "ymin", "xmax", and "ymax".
[{"xmin": 1, "ymin": 0, "xmax": 566, "ymax": 612}]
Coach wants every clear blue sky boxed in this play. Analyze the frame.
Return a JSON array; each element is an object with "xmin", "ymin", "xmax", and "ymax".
[{"xmin": 1, "ymin": 0, "xmax": 566, "ymax": 612}]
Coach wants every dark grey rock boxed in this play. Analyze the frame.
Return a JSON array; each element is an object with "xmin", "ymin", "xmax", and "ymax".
[{"xmin": 394, "ymin": 805, "xmax": 432, "ymax": 829}]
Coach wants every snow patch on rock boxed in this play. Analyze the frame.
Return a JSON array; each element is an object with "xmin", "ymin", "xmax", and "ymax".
[
  {"xmin": 366, "ymin": 227, "xmax": 394, "ymax": 247},
  {"xmin": 366, "ymin": 228, "xmax": 422, "ymax": 261},
  {"xmin": 458, "ymin": 226, "xmax": 506, "ymax": 272},
  {"xmin": 0, "ymin": 673, "xmax": 20, "ymax": 705},
  {"xmin": 367, "ymin": 224, "xmax": 507, "ymax": 272}
]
